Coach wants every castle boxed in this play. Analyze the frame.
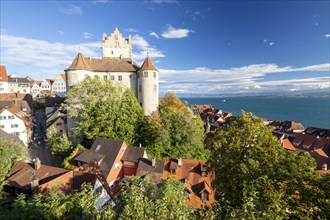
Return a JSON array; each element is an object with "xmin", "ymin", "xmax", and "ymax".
[{"xmin": 65, "ymin": 28, "xmax": 159, "ymax": 116}]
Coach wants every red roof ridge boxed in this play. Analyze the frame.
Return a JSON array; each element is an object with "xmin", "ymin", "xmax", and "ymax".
[
  {"xmin": 139, "ymin": 55, "xmax": 158, "ymax": 71},
  {"xmin": 66, "ymin": 53, "xmax": 91, "ymax": 71},
  {"xmin": 0, "ymin": 65, "xmax": 8, "ymax": 82}
]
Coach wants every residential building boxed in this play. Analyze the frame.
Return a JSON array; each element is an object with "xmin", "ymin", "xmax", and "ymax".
[
  {"xmin": 0, "ymin": 93, "xmax": 33, "ymax": 115},
  {"xmin": 4, "ymin": 159, "xmax": 115, "ymax": 209},
  {"xmin": 0, "ymin": 108, "xmax": 32, "ymax": 145},
  {"xmin": 40, "ymin": 78, "xmax": 54, "ymax": 92},
  {"xmin": 74, "ymin": 138, "xmax": 130, "ymax": 194},
  {"xmin": 52, "ymin": 74, "xmax": 66, "ymax": 97},
  {"xmin": 7, "ymin": 74, "xmax": 32, "ymax": 94},
  {"xmin": 0, "ymin": 65, "xmax": 9, "ymax": 93},
  {"xmin": 269, "ymin": 120, "xmax": 305, "ymax": 134},
  {"xmin": 162, "ymin": 158, "xmax": 215, "ymax": 208},
  {"xmin": 45, "ymin": 96, "xmax": 65, "ymax": 115},
  {"xmin": 304, "ymin": 127, "xmax": 330, "ymax": 139},
  {"xmin": 0, "ymin": 129, "xmax": 25, "ymax": 146},
  {"xmin": 30, "ymin": 81, "xmax": 42, "ymax": 98},
  {"xmin": 65, "ymin": 28, "xmax": 159, "ymax": 116},
  {"xmin": 46, "ymin": 109, "xmax": 67, "ymax": 134}
]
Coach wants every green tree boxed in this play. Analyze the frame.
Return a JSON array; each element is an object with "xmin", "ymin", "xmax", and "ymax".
[
  {"xmin": 47, "ymin": 125, "xmax": 72, "ymax": 165},
  {"xmin": 206, "ymin": 111, "xmax": 327, "ymax": 219},
  {"xmin": 141, "ymin": 92, "xmax": 209, "ymax": 160},
  {"xmin": 63, "ymin": 77, "xmax": 144, "ymax": 146},
  {"xmin": 0, "ymin": 138, "xmax": 26, "ymax": 188},
  {"xmin": 0, "ymin": 183, "xmax": 99, "ymax": 220},
  {"xmin": 118, "ymin": 176, "xmax": 192, "ymax": 220}
]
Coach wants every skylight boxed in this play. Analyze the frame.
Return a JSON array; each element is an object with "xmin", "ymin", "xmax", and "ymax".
[{"xmin": 95, "ymin": 144, "xmax": 102, "ymax": 152}]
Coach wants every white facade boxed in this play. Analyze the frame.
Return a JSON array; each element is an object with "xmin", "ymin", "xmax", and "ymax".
[
  {"xmin": 138, "ymin": 69, "xmax": 159, "ymax": 116},
  {"xmin": 0, "ymin": 109, "xmax": 31, "ymax": 145},
  {"xmin": 102, "ymin": 28, "xmax": 132, "ymax": 59},
  {"xmin": 40, "ymin": 79, "xmax": 53, "ymax": 91},
  {"xmin": 52, "ymin": 74, "xmax": 66, "ymax": 97},
  {"xmin": 0, "ymin": 81, "xmax": 8, "ymax": 93},
  {"xmin": 31, "ymin": 82, "xmax": 41, "ymax": 97},
  {"xmin": 94, "ymin": 179, "xmax": 116, "ymax": 210},
  {"xmin": 7, "ymin": 75, "xmax": 31, "ymax": 94}
]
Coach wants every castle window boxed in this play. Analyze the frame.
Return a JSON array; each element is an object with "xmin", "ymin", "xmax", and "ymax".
[
  {"xmin": 154, "ymin": 85, "xmax": 157, "ymax": 92},
  {"xmin": 111, "ymin": 75, "xmax": 115, "ymax": 80},
  {"xmin": 94, "ymin": 75, "xmax": 99, "ymax": 79},
  {"xmin": 153, "ymin": 72, "xmax": 157, "ymax": 78},
  {"xmin": 118, "ymin": 75, "xmax": 122, "ymax": 81},
  {"xmin": 103, "ymin": 75, "xmax": 108, "ymax": 80},
  {"xmin": 144, "ymin": 72, "xmax": 148, "ymax": 77},
  {"xmin": 139, "ymin": 85, "xmax": 142, "ymax": 92}
]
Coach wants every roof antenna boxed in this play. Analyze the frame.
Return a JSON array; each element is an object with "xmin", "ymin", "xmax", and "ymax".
[
  {"xmin": 79, "ymin": 46, "xmax": 81, "ymax": 53},
  {"xmin": 147, "ymin": 51, "xmax": 149, "ymax": 57}
]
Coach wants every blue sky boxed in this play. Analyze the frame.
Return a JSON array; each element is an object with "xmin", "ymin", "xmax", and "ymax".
[{"xmin": 1, "ymin": 0, "xmax": 329, "ymax": 96}]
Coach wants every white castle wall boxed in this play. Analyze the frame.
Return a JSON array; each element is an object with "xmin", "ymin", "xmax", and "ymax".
[{"xmin": 138, "ymin": 70, "xmax": 159, "ymax": 115}]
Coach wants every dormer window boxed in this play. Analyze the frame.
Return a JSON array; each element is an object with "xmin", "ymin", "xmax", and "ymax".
[
  {"xmin": 293, "ymin": 140, "xmax": 302, "ymax": 147},
  {"xmin": 95, "ymin": 144, "xmax": 102, "ymax": 152},
  {"xmin": 202, "ymin": 171, "xmax": 207, "ymax": 177},
  {"xmin": 303, "ymin": 143, "xmax": 312, "ymax": 149},
  {"xmin": 201, "ymin": 191, "xmax": 209, "ymax": 201}
]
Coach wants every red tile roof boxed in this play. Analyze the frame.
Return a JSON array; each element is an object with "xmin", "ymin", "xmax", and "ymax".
[
  {"xmin": 139, "ymin": 56, "xmax": 158, "ymax": 71},
  {"xmin": 0, "ymin": 65, "xmax": 8, "ymax": 82},
  {"xmin": 162, "ymin": 158, "xmax": 215, "ymax": 208},
  {"xmin": 6, "ymin": 160, "xmax": 69, "ymax": 191},
  {"xmin": 60, "ymin": 74, "xmax": 66, "ymax": 81}
]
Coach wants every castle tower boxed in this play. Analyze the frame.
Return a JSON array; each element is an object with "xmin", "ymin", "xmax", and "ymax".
[
  {"xmin": 102, "ymin": 28, "xmax": 132, "ymax": 59},
  {"xmin": 138, "ymin": 56, "xmax": 159, "ymax": 116}
]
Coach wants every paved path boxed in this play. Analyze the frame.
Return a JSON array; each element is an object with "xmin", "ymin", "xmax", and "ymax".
[{"xmin": 28, "ymin": 109, "xmax": 56, "ymax": 166}]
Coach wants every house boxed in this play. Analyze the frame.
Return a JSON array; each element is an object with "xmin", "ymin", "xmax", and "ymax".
[
  {"xmin": 45, "ymin": 96, "xmax": 65, "ymax": 115},
  {"xmin": 65, "ymin": 28, "xmax": 159, "ymax": 116},
  {"xmin": 0, "ymin": 65, "xmax": 9, "ymax": 93},
  {"xmin": 52, "ymin": 74, "xmax": 66, "ymax": 97},
  {"xmin": 0, "ymin": 129, "xmax": 25, "ymax": 146},
  {"xmin": 4, "ymin": 159, "xmax": 115, "ymax": 209},
  {"xmin": 287, "ymin": 133, "xmax": 330, "ymax": 172},
  {"xmin": 7, "ymin": 74, "xmax": 32, "ymax": 94},
  {"xmin": 0, "ymin": 108, "xmax": 32, "ymax": 145},
  {"xmin": 304, "ymin": 127, "xmax": 330, "ymax": 139},
  {"xmin": 0, "ymin": 93, "xmax": 33, "ymax": 114},
  {"xmin": 162, "ymin": 158, "xmax": 215, "ymax": 208},
  {"xmin": 74, "ymin": 138, "xmax": 129, "ymax": 194},
  {"xmin": 136, "ymin": 158, "xmax": 164, "ymax": 184},
  {"xmin": 269, "ymin": 120, "xmax": 305, "ymax": 134},
  {"xmin": 46, "ymin": 109, "xmax": 67, "ymax": 134},
  {"xmin": 190, "ymin": 104, "xmax": 213, "ymax": 115},
  {"xmin": 121, "ymin": 146, "xmax": 148, "ymax": 176},
  {"xmin": 30, "ymin": 81, "xmax": 42, "ymax": 98},
  {"xmin": 40, "ymin": 78, "xmax": 54, "ymax": 92}
]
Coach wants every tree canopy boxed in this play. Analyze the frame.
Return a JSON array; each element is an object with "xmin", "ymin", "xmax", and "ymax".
[
  {"xmin": 205, "ymin": 111, "xmax": 329, "ymax": 219},
  {"xmin": 140, "ymin": 92, "xmax": 209, "ymax": 160},
  {"xmin": 63, "ymin": 77, "xmax": 145, "ymax": 146},
  {"xmin": 0, "ymin": 138, "xmax": 26, "ymax": 188}
]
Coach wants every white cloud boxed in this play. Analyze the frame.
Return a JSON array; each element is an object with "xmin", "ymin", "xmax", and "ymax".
[
  {"xmin": 263, "ymin": 39, "xmax": 268, "ymax": 43},
  {"xmin": 325, "ymin": 34, "xmax": 330, "ymax": 38},
  {"xmin": 161, "ymin": 25, "xmax": 193, "ymax": 39},
  {"xmin": 125, "ymin": 28, "xmax": 138, "ymax": 33},
  {"xmin": 58, "ymin": 6, "xmax": 83, "ymax": 15},
  {"xmin": 58, "ymin": 31, "xmax": 64, "ymax": 35},
  {"xmin": 83, "ymin": 32, "xmax": 94, "ymax": 39},
  {"xmin": 149, "ymin": 32, "xmax": 159, "ymax": 38},
  {"xmin": 93, "ymin": 0, "xmax": 110, "ymax": 3},
  {"xmin": 158, "ymin": 63, "xmax": 330, "ymax": 95},
  {"xmin": 269, "ymin": 42, "xmax": 275, "ymax": 46},
  {"xmin": 149, "ymin": 0, "xmax": 177, "ymax": 3},
  {"xmin": 0, "ymin": 34, "xmax": 99, "ymax": 79},
  {"xmin": 132, "ymin": 34, "xmax": 165, "ymax": 63}
]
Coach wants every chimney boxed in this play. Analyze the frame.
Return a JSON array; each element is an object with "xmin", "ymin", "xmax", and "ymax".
[
  {"xmin": 30, "ymin": 173, "xmax": 39, "ymax": 191},
  {"xmin": 33, "ymin": 158, "xmax": 41, "ymax": 170},
  {"xmin": 178, "ymin": 158, "xmax": 182, "ymax": 167},
  {"xmin": 323, "ymin": 164, "xmax": 328, "ymax": 171},
  {"xmin": 152, "ymin": 158, "xmax": 156, "ymax": 167}
]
